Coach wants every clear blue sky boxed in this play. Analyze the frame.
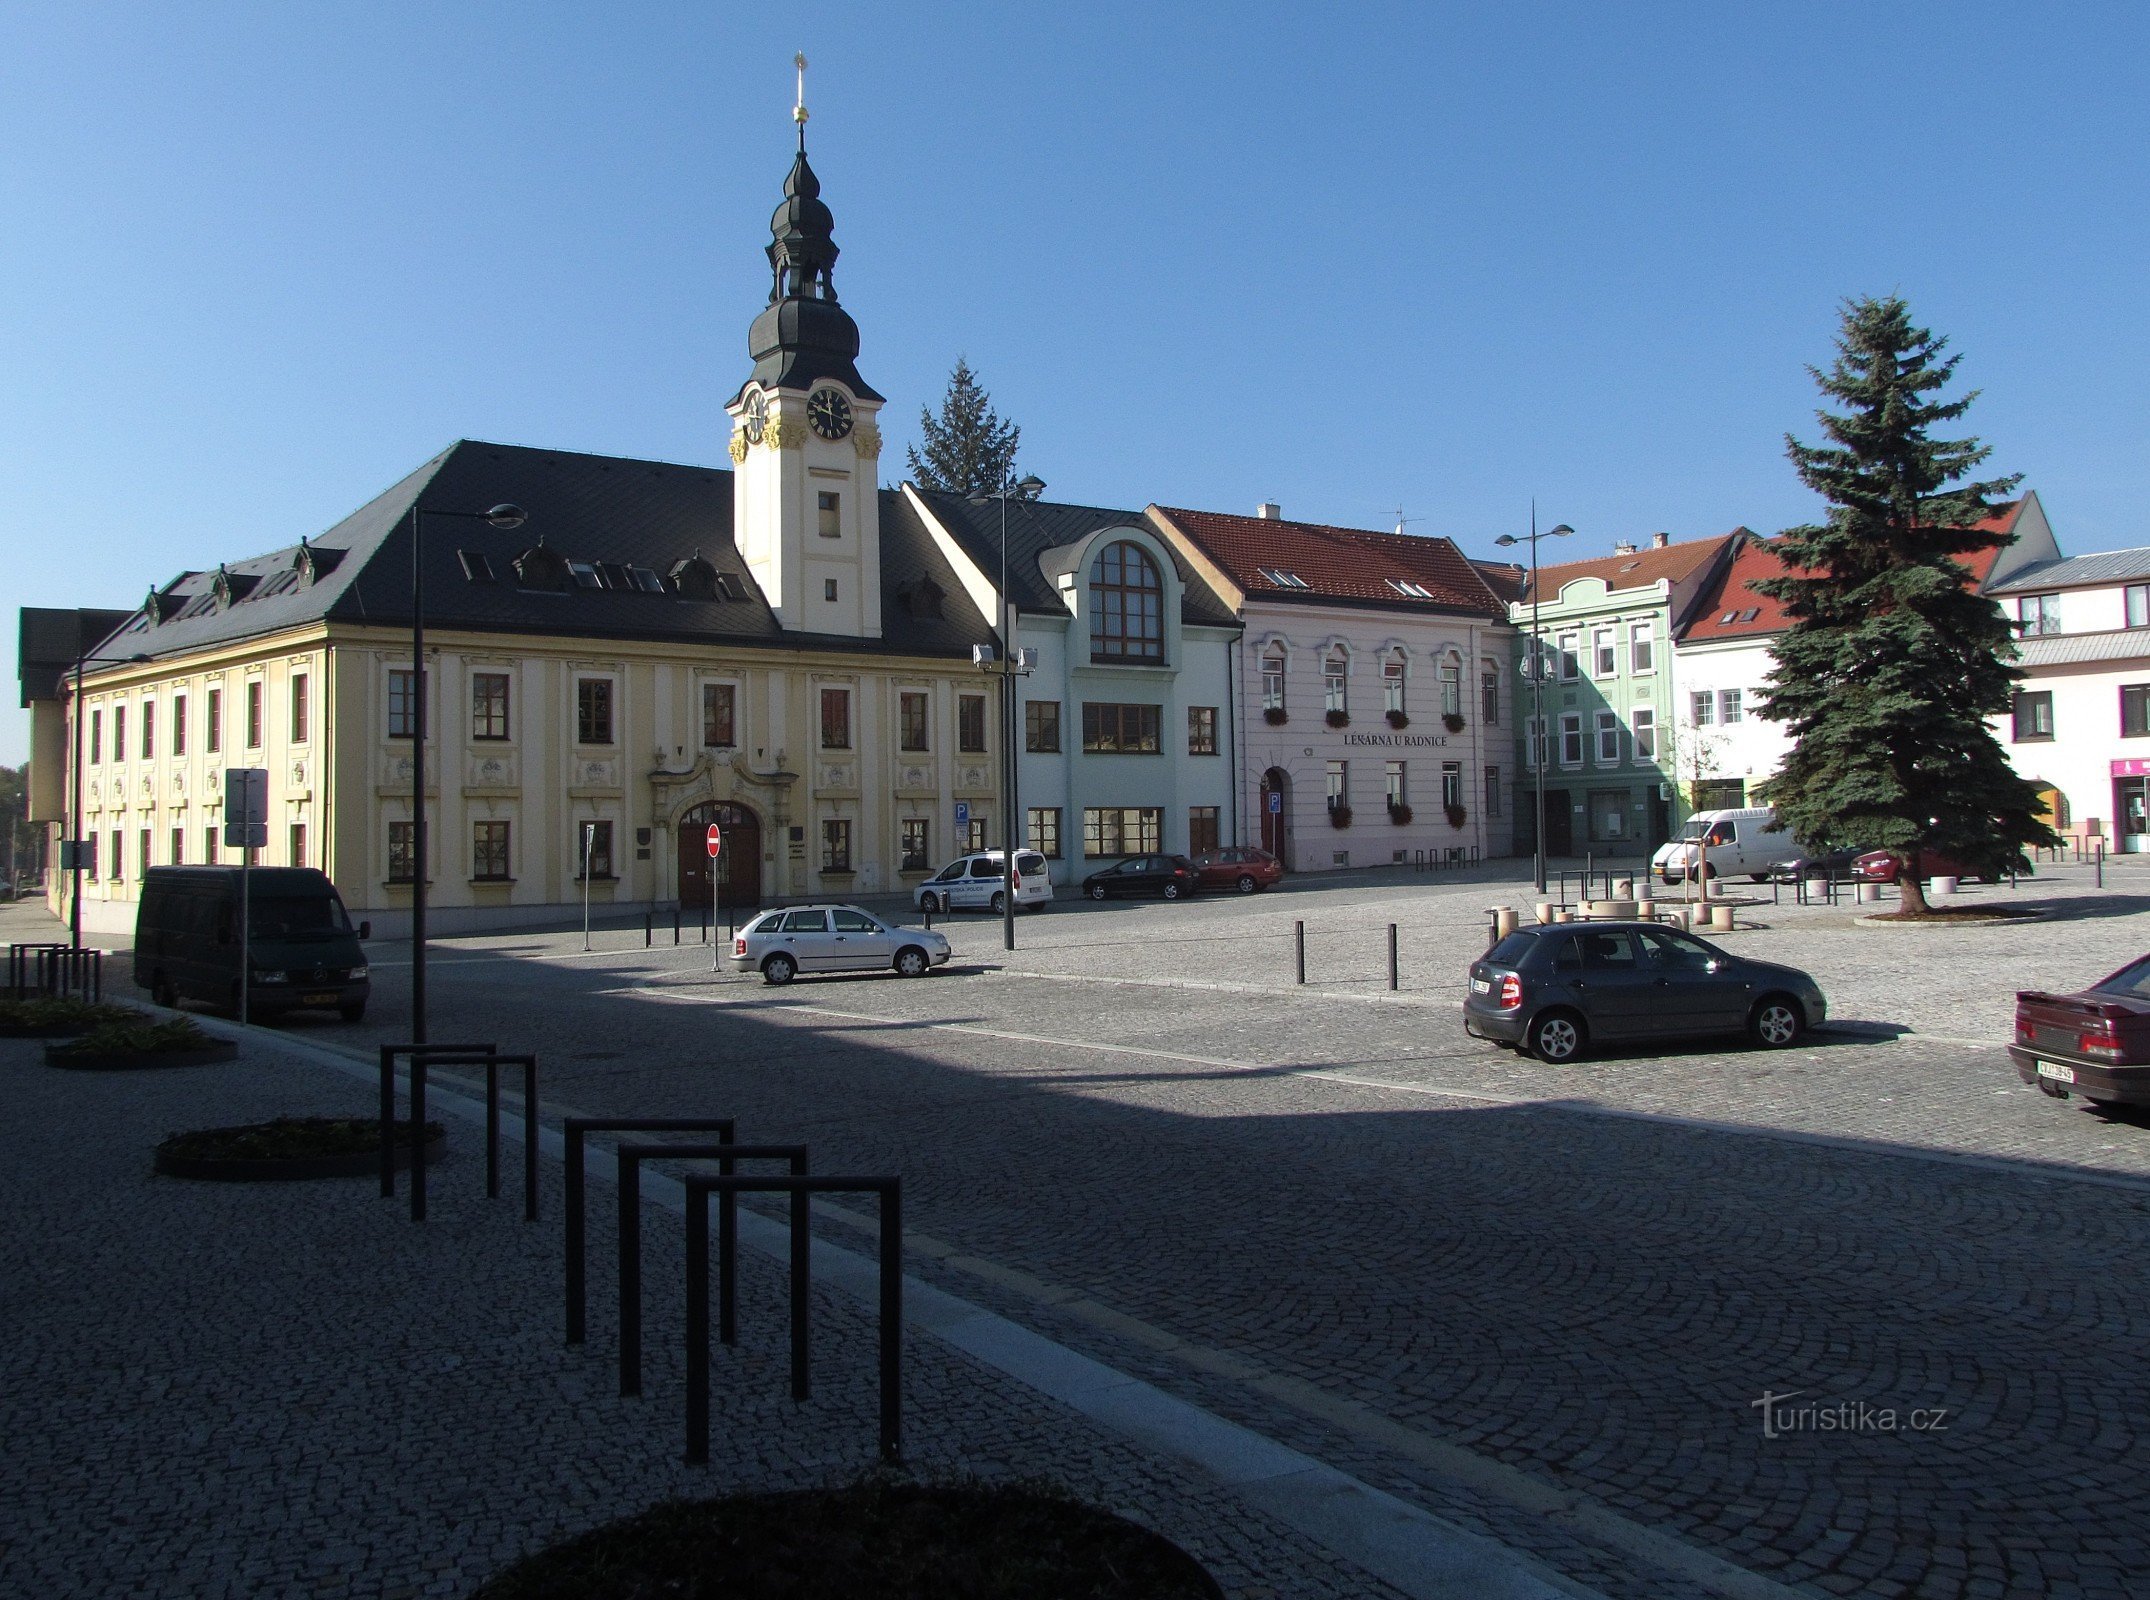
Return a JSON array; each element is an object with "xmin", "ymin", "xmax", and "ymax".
[{"xmin": 7, "ymin": 1, "xmax": 2147, "ymax": 763}]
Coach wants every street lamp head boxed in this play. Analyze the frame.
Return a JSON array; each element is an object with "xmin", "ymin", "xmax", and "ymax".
[
  {"xmin": 1494, "ymin": 534, "xmax": 1519, "ymax": 548},
  {"xmin": 485, "ymin": 504, "xmax": 527, "ymax": 530},
  {"xmin": 1548, "ymin": 524, "xmax": 1574, "ymax": 539},
  {"xmin": 1015, "ymin": 474, "xmax": 1046, "ymax": 500}
]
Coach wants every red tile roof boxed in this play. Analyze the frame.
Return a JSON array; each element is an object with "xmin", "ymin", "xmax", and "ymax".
[
  {"xmin": 1152, "ymin": 507, "xmax": 1507, "ymax": 618},
  {"xmin": 1681, "ymin": 502, "xmax": 2023, "ymax": 642},
  {"xmin": 1522, "ymin": 533, "xmax": 1741, "ymax": 603}
]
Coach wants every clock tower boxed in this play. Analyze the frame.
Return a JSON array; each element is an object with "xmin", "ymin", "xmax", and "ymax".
[{"xmin": 726, "ymin": 61, "xmax": 885, "ymax": 638}]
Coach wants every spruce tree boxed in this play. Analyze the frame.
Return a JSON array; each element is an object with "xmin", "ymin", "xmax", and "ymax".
[
  {"xmin": 1755, "ymin": 296, "xmax": 2054, "ymax": 914},
  {"xmin": 906, "ymin": 357, "xmax": 1022, "ymax": 497}
]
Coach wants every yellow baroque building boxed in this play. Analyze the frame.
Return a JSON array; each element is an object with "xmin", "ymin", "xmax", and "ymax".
[{"xmin": 25, "ymin": 133, "xmax": 1012, "ymax": 937}]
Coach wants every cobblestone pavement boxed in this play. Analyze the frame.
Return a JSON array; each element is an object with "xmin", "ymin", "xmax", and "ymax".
[
  {"xmin": 17, "ymin": 854, "xmax": 2150, "ymax": 1598},
  {"xmin": 0, "ymin": 1035, "xmax": 1433, "ymax": 1600}
]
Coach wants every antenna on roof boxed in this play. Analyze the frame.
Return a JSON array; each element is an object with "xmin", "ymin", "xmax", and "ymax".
[
  {"xmin": 793, "ymin": 52, "xmax": 809, "ymax": 149},
  {"xmin": 1393, "ymin": 504, "xmax": 1426, "ymax": 536}
]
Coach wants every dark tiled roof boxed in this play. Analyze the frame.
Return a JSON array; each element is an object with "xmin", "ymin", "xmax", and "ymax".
[
  {"xmin": 907, "ymin": 489, "xmax": 1240, "ymax": 628},
  {"xmin": 90, "ymin": 440, "xmax": 992, "ymax": 664},
  {"xmin": 1469, "ymin": 560, "xmax": 1528, "ymax": 607},
  {"xmin": 1151, "ymin": 507, "xmax": 1506, "ymax": 619}
]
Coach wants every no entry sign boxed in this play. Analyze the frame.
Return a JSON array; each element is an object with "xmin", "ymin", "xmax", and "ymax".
[{"xmin": 706, "ymin": 823, "xmax": 723, "ymax": 859}]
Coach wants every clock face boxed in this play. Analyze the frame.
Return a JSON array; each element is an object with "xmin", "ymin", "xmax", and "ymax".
[
  {"xmin": 807, "ymin": 388, "xmax": 853, "ymax": 440},
  {"xmin": 741, "ymin": 389, "xmax": 767, "ymax": 444}
]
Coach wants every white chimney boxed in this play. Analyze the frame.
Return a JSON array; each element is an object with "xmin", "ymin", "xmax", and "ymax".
[
  {"xmin": 1613, "ymin": 540, "xmax": 1638, "ymax": 556},
  {"xmin": 1651, "ymin": 531, "xmax": 1670, "ymax": 548},
  {"xmin": 1256, "ymin": 501, "xmax": 1281, "ymax": 520}
]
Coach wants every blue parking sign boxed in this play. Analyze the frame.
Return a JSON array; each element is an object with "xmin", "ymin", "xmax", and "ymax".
[
  {"xmin": 954, "ymin": 801, "xmax": 970, "ymax": 827},
  {"xmin": 1267, "ymin": 791, "xmax": 1283, "ymax": 814}
]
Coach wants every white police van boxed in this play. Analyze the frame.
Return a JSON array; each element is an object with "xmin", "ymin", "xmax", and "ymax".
[{"xmin": 913, "ymin": 850, "xmax": 1054, "ymax": 914}]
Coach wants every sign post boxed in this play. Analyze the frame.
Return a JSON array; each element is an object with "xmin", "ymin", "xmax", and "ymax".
[
  {"xmin": 582, "ymin": 823, "xmax": 596, "ymax": 952},
  {"xmin": 705, "ymin": 824, "xmax": 724, "ymax": 972},
  {"xmin": 223, "ymin": 768, "xmax": 269, "ymax": 1025}
]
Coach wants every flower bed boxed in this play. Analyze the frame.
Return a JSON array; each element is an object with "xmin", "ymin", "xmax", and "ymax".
[
  {"xmin": 467, "ymin": 1477, "xmax": 1224, "ymax": 1600},
  {"xmin": 0, "ymin": 998, "xmax": 141, "ymax": 1040},
  {"xmin": 45, "ymin": 1012, "xmax": 238, "ymax": 1071},
  {"xmin": 155, "ymin": 1116, "xmax": 444, "ymax": 1182}
]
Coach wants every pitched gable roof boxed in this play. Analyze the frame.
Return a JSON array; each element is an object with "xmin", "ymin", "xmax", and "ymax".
[
  {"xmin": 87, "ymin": 440, "xmax": 993, "ymax": 665},
  {"xmin": 1149, "ymin": 507, "xmax": 1506, "ymax": 619},
  {"xmin": 906, "ymin": 489, "xmax": 1238, "ymax": 628},
  {"xmin": 1523, "ymin": 533, "xmax": 1740, "ymax": 604},
  {"xmin": 1681, "ymin": 502, "xmax": 2025, "ymax": 644}
]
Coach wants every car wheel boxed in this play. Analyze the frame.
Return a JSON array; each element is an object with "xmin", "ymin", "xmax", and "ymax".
[
  {"xmin": 1526, "ymin": 1009, "xmax": 1586, "ymax": 1063},
  {"xmin": 990, "ymin": 891, "xmax": 1006, "ymax": 914},
  {"xmin": 894, "ymin": 946, "xmax": 929, "ymax": 978},
  {"xmin": 1749, "ymin": 995, "xmax": 1803, "ymax": 1049},
  {"xmin": 1162, "ymin": 882, "xmax": 1182, "ymax": 900},
  {"xmin": 151, "ymin": 972, "xmax": 177, "ymax": 1008},
  {"xmin": 1088, "ymin": 884, "xmax": 1107, "ymax": 901},
  {"xmin": 1749, "ymin": 872, "xmax": 1769, "ymax": 883},
  {"xmin": 339, "ymin": 1001, "xmax": 367, "ymax": 1023},
  {"xmin": 761, "ymin": 952, "xmax": 797, "ymax": 986},
  {"xmin": 1236, "ymin": 874, "xmax": 1257, "ymax": 894}
]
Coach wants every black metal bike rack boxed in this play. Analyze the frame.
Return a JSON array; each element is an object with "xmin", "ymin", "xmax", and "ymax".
[
  {"xmin": 8, "ymin": 943, "xmax": 100, "ymax": 1001},
  {"xmin": 682, "ymin": 1173, "xmax": 903, "ymax": 1467},
  {"xmin": 564, "ymin": 1117, "xmax": 736, "ymax": 1345},
  {"xmin": 376, "ymin": 1042, "xmax": 537, "ymax": 1223},
  {"xmin": 614, "ymin": 1141, "xmax": 809, "ymax": 1397}
]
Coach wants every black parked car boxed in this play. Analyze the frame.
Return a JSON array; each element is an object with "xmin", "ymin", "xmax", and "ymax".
[
  {"xmin": 1080, "ymin": 855, "xmax": 1201, "ymax": 901},
  {"xmin": 1463, "ymin": 921, "xmax": 1827, "ymax": 1063},
  {"xmin": 1769, "ymin": 846, "xmax": 1866, "ymax": 883}
]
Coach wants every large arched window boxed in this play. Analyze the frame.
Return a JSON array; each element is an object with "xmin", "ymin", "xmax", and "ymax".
[{"xmin": 1089, "ymin": 541, "xmax": 1164, "ymax": 663}]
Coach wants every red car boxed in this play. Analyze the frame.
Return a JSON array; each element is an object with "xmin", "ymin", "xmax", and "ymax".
[
  {"xmin": 2012, "ymin": 956, "xmax": 2150, "ymax": 1106},
  {"xmin": 1193, "ymin": 846, "xmax": 1284, "ymax": 894},
  {"xmin": 1850, "ymin": 848, "xmax": 1988, "ymax": 884}
]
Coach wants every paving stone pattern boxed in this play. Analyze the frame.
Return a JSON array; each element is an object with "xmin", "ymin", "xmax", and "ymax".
[{"xmin": 0, "ymin": 1038, "xmax": 1409, "ymax": 1600}]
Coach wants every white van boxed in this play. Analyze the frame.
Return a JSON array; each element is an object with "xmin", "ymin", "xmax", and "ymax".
[
  {"xmin": 913, "ymin": 850, "xmax": 1054, "ymax": 914},
  {"xmin": 1650, "ymin": 808, "xmax": 1805, "ymax": 884}
]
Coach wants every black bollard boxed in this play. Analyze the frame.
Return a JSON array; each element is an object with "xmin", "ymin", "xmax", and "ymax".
[
  {"xmin": 1387, "ymin": 923, "xmax": 1398, "ymax": 991},
  {"xmin": 1295, "ymin": 920, "xmax": 1306, "ymax": 985}
]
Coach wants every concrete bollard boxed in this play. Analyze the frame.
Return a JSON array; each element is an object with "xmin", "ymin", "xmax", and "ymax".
[
  {"xmin": 1931, "ymin": 875, "xmax": 1959, "ymax": 898},
  {"xmin": 1710, "ymin": 903, "xmax": 1736, "ymax": 932},
  {"xmin": 1535, "ymin": 901, "xmax": 1555, "ymax": 926},
  {"xmin": 1857, "ymin": 882, "xmax": 1881, "ymax": 904},
  {"xmin": 1495, "ymin": 907, "xmax": 1520, "ymax": 938},
  {"xmin": 1554, "ymin": 909, "xmax": 1574, "ymax": 924}
]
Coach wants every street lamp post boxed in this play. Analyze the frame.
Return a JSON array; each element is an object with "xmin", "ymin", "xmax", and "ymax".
[
  {"xmin": 408, "ymin": 501, "xmax": 525, "ymax": 1043},
  {"xmin": 67, "ymin": 647, "xmax": 151, "ymax": 952},
  {"xmin": 969, "ymin": 473, "xmax": 1046, "ymax": 953},
  {"xmin": 1495, "ymin": 511, "xmax": 1573, "ymax": 894}
]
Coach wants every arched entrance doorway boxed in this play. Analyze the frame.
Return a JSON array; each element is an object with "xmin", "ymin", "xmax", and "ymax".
[
  {"xmin": 678, "ymin": 802, "xmax": 762, "ymax": 911},
  {"xmin": 1259, "ymin": 767, "xmax": 1291, "ymax": 869}
]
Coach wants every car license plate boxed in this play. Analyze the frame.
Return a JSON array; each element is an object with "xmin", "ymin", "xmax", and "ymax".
[
  {"xmin": 302, "ymin": 991, "xmax": 338, "ymax": 1007},
  {"xmin": 1470, "ymin": 977, "xmax": 1491, "ymax": 994},
  {"xmin": 2035, "ymin": 1060, "xmax": 2076, "ymax": 1084}
]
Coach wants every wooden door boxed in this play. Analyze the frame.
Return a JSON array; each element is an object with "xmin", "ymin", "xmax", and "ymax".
[{"xmin": 677, "ymin": 803, "xmax": 762, "ymax": 910}]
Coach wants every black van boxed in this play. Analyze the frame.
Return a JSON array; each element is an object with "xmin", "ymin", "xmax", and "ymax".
[{"xmin": 135, "ymin": 866, "xmax": 371, "ymax": 1021}]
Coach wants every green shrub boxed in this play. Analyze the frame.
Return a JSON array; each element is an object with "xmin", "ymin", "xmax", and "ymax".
[
  {"xmin": 50, "ymin": 1013, "xmax": 214, "ymax": 1058},
  {"xmin": 157, "ymin": 1116, "xmax": 439, "ymax": 1163},
  {"xmin": 0, "ymin": 997, "xmax": 139, "ymax": 1032}
]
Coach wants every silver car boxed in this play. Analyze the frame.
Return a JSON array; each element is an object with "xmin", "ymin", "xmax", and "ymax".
[{"xmin": 727, "ymin": 904, "xmax": 951, "ymax": 986}]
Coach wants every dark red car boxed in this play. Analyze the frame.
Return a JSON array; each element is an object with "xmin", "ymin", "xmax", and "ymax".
[
  {"xmin": 1850, "ymin": 848, "xmax": 1988, "ymax": 884},
  {"xmin": 1193, "ymin": 846, "xmax": 1283, "ymax": 894},
  {"xmin": 2011, "ymin": 956, "xmax": 2150, "ymax": 1105}
]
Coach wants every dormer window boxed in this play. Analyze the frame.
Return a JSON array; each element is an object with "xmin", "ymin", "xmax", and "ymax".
[
  {"xmin": 1258, "ymin": 567, "xmax": 1310, "ymax": 590},
  {"xmin": 1089, "ymin": 540, "xmax": 1164, "ymax": 664},
  {"xmin": 629, "ymin": 566, "xmax": 665, "ymax": 593},
  {"xmin": 667, "ymin": 551, "xmax": 719, "ymax": 600},
  {"xmin": 459, "ymin": 550, "xmax": 496, "ymax": 581},
  {"xmin": 514, "ymin": 541, "xmax": 569, "ymax": 593},
  {"xmin": 1384, "ymin": 579, "xmax": 1435, "ymax": 599},
  {"xmin": 567, "ymin": 561, "xmax": 603, "ymax": 590}
]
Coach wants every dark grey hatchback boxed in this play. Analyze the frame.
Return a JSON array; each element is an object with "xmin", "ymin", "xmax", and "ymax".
[{"xmin": 1463, "ymin": 921, "xmax": 1827, "ymax": 1063}]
